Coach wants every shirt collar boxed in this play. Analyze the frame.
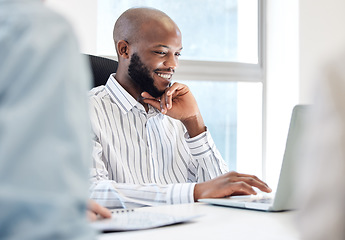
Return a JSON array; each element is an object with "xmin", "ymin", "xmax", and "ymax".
[{"xmin": 105, "ymin": 74, "xmax": 139, "ymax": 114}]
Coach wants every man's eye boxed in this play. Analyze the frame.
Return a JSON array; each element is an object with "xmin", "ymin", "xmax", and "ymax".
[
  {"xmin": 175, "ymin": 53, "xmax": 181, "ymax": 57},
  {"xmin": 154, "ymin": 51, "xmax": 166, "ymax": 55}
]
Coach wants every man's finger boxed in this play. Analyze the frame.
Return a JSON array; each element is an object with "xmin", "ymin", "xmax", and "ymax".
[
  {"xmin": 228, "ymin": 181, "xmax": 257, "ymax": 196},
  {"xmin": 233, "ymin": 172, "xmax": 271, "ymax": 188},
  {"xmin": 141, "ymin": 93, "xmax": 161, "ymax": 109},
  {"xmin": 233, "ymin": 176, "xmax": 272, "ymax": 193},
  {"xmin": 141, "ymin": 91, "xmax": 154, "ymax": 99},
  {"xmin": 88, "ymin": 200, "xmax": 112, "ymax": 219}
]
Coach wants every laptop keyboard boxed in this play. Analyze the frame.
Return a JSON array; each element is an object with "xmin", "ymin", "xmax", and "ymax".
[
  {"xmin": 110, "ymin": 210, "xmax": 177, "ymax": 227},
  {"xmin": 91, "ymin": 209, "xmax": 200, "ymax": 232},
  {"xmin": 231, "ymin": 194, "xmax": 273, "ymax": 204},
  {"xmin": 250, "ymin": 197, "xmax": 273, "ymax": 204}
]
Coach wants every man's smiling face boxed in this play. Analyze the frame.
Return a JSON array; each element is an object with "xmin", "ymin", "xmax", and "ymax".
[{"xmin": 127, "ymin": 18, "xmax": 182, "ymax": 98}]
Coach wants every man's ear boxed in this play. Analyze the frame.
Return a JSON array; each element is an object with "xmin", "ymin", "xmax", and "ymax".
[{"xmin": 117, "ymin": 40, "xmax": 130, "ymax": 59}]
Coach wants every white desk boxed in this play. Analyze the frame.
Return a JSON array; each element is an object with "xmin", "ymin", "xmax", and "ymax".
[{"xmin": 97, "ymin": 202, "xmax": 300, "ymax": 240}]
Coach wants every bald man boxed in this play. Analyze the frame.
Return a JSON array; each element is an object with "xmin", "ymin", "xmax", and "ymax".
[{"xmin": 89, "ymin": 7, "xmax": 271, "ymax": 209}]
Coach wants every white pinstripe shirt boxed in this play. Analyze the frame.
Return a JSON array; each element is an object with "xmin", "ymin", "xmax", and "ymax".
[{"xmin": 89, "ymin": 74, "xmax": 228, "ymax": 209}]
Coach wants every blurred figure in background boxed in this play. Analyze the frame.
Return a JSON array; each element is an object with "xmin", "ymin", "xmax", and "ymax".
[
  {"xmin": 0, "ymin": 0, "xmax": 109, "ymax": 239},
  {"xmin": 297, "ymin": 53, "xmax": 345, "ymax": 240}
]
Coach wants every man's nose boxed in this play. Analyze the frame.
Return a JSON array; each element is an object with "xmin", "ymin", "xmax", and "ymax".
[{"xmin": 164, "ymin": 54, "xmax": 178, "ymax": 70}]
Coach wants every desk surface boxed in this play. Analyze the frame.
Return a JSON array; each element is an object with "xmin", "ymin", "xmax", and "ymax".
[{"xmin": 97, "ymin": 202, "xmax": 300, "ymax": 240}]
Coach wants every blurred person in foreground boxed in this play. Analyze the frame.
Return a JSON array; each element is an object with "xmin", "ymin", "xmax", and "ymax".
[
  {"xmin": 0, "ymin": 0, "xmax": 109, "ymax": 239},
  {"xmin": 297, "ymin": 53, "xmax": 345, "ymax": 240}
]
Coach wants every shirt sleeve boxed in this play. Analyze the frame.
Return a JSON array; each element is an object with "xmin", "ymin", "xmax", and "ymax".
[
  {"xmin": 185, "ymin": 129, "xmax": 229, "ymax": 182},
  {"xmin": 89, "ymin": 179, "xmax": 196, "ymax": 209}
]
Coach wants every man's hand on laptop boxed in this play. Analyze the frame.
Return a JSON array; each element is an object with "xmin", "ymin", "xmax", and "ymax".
[
  {"xmin": 87, "ymin": 200, "xmax": 112, "ymax": 221},
  {"xmin": 194, "ymin": 171, "xmax": 272, "ymax": 201}
]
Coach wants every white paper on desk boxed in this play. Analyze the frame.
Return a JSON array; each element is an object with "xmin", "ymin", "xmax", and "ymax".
[{"xmin": 90, "ymin": 210, "xmax": 201, "ymax": 232}]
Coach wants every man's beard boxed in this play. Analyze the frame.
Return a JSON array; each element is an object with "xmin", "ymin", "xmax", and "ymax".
[{"xmin": 128, "ymin": 53, "xmax": 165, "ymax": 98}]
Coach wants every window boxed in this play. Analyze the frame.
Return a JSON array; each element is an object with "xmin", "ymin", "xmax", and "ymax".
[
  {"xmin": 97, "ymin": 0, "xmax": 264, "ymax": 177},
  {"xmin": 98, "ymin": 0, "xmax": 258, "ymax": 64}
]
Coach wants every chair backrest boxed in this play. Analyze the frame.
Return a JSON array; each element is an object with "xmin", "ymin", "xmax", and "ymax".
[{"xmin": 84, "ymin": 54, "xmax": 118, "ymax": 88}]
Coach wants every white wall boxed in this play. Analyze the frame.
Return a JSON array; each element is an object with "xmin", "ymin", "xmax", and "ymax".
[
  {"xmin": 265, "ymin": 0, "xmax": 345, "ymax": 188},
  {"xmin": 299, "ymin": 0, "xmax": 345, "ymax": 103},
  {"xmin": 44, "ymin": 0, "xmax": 98, "ymax": 54},
  {"xmin": 265, "ymin": 0, "xmax": 299, "ymax": 188}
]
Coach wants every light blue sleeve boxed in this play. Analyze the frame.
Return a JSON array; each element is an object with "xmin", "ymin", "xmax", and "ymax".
[{"xmin": 0, "ymin": 1, "xmax": 94, "ymax": 239}]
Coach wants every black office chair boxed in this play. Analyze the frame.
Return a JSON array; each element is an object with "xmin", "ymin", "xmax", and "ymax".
[{"xmin": 84, "ymin": 54, "xmax": 118, "ymax": 88}]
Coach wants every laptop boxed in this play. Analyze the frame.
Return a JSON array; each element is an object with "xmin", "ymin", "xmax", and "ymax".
[{"xmin": 199, "ymin": 105, "xmax": 309, "ymax": 212}]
